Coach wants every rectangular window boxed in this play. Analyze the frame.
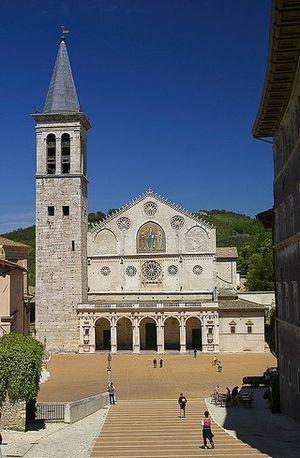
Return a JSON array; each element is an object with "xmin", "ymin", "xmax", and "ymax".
[
  {"xmin": 230, "ymin": 326, "xmax": 235, "ymax": 334},
  {"xmin": 298, "ymin": 370, "xmax": 300, "ymax": 394},
  {"xmin": 63, "ymin": 206, "xmax": 69, "ymax": 216},
  {"xmin": 247, "ymin": 326, "xmax": 252, "ymax": 334},
  {"xmin": 71, "ymin": 240, "xmax": 75, "ymax": 251},
  {"xmin": 48, "ymin": 206, "xmax": 54, "ymax": 216}
]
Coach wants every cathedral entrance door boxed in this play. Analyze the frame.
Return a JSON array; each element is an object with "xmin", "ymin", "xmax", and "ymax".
[
  {"xmin": 103, "ymin": 330, "xmax": 111, "ymax": 350},
  {"xmin": 145, "ymin": 323, "xmax": 157, "ymax": 350},
  {"xmin": 192, "ymin": 329, "xmax": 202, "ymax": 351}
]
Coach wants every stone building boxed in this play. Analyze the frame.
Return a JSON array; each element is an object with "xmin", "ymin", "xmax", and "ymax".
[
  {"xmin": 252, "ymin": 0, "xmax": 300, "ymax": 421},
  {"xmin": 0, "ymin": 236, "xmax": 32, "ymax": 335},
  {"xmin": 33, "ymin": 35, "xmax": 265, "ymax": 355}
]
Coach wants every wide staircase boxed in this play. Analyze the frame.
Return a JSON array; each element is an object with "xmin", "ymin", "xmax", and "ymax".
[{"xmin": 91, "ymin": 399, "xmax": 266, "ymax": 457}]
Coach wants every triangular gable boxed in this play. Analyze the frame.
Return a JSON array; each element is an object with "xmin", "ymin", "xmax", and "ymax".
[{"xmin": 90, "ymin": 189, "xmax": 214, "ymax": 234}]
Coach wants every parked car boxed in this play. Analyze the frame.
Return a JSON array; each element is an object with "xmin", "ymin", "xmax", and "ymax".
[
  {"xmin": 243, "ymin": 367, "xmax": 278, "ymax": 388},
  {"xmin": 242, "ymin": 375, "xmax": 266, "ymax": 388}
]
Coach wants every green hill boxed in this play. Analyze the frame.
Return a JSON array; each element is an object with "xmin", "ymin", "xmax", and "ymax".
[{"xmin": 2, "ymin": 209, "xmax": 273, "ymax": 290}]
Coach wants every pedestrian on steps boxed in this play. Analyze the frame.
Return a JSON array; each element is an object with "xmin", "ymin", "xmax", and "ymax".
[
  {"xmin": 108, "ymin": 382, "xmax": 116, "ymax": 405},
  {"xmin": 201, "ymin": 410, "xmax": 215, "ymax": 449},
  {"xmin": 178, "ymin": 393, "xmax": 187, "ymax": 418}
]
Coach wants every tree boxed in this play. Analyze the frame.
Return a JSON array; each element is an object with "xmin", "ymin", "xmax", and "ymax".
[
  {"xmin": 245, "ymin": 251, "xmax": 274, "ymax": 291},
  {"xmin": 0, "ymin": 333, "xmax": 43, "ymax": 405}
]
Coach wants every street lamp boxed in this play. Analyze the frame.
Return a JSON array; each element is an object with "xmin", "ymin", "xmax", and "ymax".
[{"xmin": 107, "ymin": 351, "xmax": 112, "ymax": 384}]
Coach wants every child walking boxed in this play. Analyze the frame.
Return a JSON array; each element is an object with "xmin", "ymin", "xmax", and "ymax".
[{"xmin": 201, "ymin": 410, "xmax": 215, "ymax": 449}]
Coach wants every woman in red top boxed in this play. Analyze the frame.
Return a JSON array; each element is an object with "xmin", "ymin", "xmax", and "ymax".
[{"xmin": 201, "ymin": 410, "xmax": 215, "ymax": 449}]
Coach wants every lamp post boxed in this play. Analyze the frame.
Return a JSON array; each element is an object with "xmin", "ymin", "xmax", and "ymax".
[{"xmin": 107, "ymin": 351, "xmax": 112, "ymax": 384}]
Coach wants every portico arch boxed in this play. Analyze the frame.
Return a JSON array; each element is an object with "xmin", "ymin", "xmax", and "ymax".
[
  {"xmin": 95, "ymin": 317, "xmax": 111, "ymax": 351},
  {"xmin": 186, "ymin": 316, "xmax": 202, "ymax": 350},
  {"xmin": 140, "ymin": 317, "xmax": 157, "ymax": 350},
  {"xmin": 116, "ymin": 317, "xmax": 133, "ymax": 350},
  {"xmin": 164, "ymin": 316, "xmax": 180, "ymax": 350}
]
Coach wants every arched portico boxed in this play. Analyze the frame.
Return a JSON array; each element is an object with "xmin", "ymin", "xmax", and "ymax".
[
  {"xmin": 95, "ymin": 317, "xmax": 111, "ymax": 350},
  {"xmin": 140, "ymin": 317, "xmax": 157, "ymax": 350},
  {"xmin": 164, "ymin": 316, "xmax": 180, "ymax": 350},
  {"xmin": 186, "ymin": 317, "xmax": 202, "ymax": 350},
  {"xmin": 117, "ymin": 317, "xmax": 133, "ymax": 350}
]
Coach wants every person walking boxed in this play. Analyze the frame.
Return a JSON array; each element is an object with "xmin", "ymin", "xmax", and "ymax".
[
  {"xmin": 178, "ymin": 393, "xmax": 187, "ymax": 418},
  {"xmin": 225, "ymin": 387, "xmax": 231, "ymax": 407},
  {"xmin": 153, "ymin": 358, "xmax": 157, "ymax": 368},
  {"xmin": 232, "ymin": 386, "xmax": 239, "ymax": 406},
  {"xmin": 201, "ymin": 410, "xmax": 215, "ymax": 449},
  {"xmin": 108, "ymin": 382, "xmax": 116, "ymax": 405},
  {"xmin": 193, "ymin": 349, "xmax": 197, "ymax": 358},
  {"xmin": 159, "ymin": 358, "xmax": 163, "ymax": 368}
]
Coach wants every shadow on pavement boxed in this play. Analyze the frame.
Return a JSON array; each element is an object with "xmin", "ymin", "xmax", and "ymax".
[
  {"xmin": 26, "ymin": 420, "xmax": 46, "ymax": 431},
  {"xmin": 221, "ymin": 387, "xmax": 300, "ymax": 458}
]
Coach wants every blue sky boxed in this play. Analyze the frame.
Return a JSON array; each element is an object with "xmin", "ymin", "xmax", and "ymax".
[{"xmin": 0, "ymin": 0, "xmax": 273, "ymax": 233}]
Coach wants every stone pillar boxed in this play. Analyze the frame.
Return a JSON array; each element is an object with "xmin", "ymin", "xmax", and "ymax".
[
  {"xmin": 56, "ymin": 133, "xmax": 61, "ymax": 174},
  {"xmin": 157, "ymin": 314, "xmax": 164, "ymax": 354},
  {"xmin": 133, "ymin": 316, "xmax": 140, "ymax": 353},
  {"xmin": 111, "ymin": 317, "xmax": 117, "ymax": 353},
  {"xmin": 90, "ymin": 322, "xmax": 96, "ymax": 353},
  {"xmin": 180, "ymin": 315, "xmax": 186, "ymax": 353}
]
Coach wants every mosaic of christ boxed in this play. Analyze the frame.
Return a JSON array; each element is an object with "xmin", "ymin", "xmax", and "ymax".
[{"xmin": 137, "ymin": 222, "xmax": 166, "ymax": 252}]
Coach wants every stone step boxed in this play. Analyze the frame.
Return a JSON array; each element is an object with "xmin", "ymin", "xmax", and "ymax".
[{"xmin": 91, "ymin": 400, "xmax": 266, "ymax": 457}]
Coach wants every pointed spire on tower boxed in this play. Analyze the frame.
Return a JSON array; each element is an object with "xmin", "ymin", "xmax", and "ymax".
[{"xmin": 43, "ymin": 27, "xmax": 80, "ymax": 114}]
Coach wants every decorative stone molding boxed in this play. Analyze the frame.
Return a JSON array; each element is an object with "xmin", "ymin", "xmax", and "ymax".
[
  {"xmin": 141, "ymin": 260, "xmax": 162, "ymax": 280},
  {"xmin": 143, "ymin": 201, "xmax": 158, "ymax": 216},
  {"xmin": 116, "ymin": 217, "xmax": 131, "ymax": 231},
  {"xmin": 193, "ymin": 265, "xmax": 203, "ymax": 275},
  {"xmin": 170, "ymin": 215, "xmax": 185, "ymax": 229},
  {"xmin": 101, "ymin": 266, "xmax": 111, "ymax": 276},
  {"xmin": 126, "ymin": 265, "xmax": 137, "ymax": 277},
  {"xmin": 168, "ymin": 265, "xmax": 178, "ymax": 275}
]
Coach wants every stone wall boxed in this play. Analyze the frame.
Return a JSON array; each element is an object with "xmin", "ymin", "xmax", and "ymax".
[{"xmin": 0, "ymin": 399, "xmax": 26, "ymax": 431}]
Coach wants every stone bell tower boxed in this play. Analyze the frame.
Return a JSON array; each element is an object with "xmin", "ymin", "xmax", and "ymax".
[{"xmin": 33, "ymin": 33, "xmax": 91, "ymax": 352}]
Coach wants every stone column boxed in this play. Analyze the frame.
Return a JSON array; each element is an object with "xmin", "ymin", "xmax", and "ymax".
[
  {"xmin": 56, "ymin": 133, "xmax": 61, "ymax": 174},
  {"xmin": 157, "ymin": 314, "xmax": 164, "ymax": 354},
  {"xmin": 133, "ymin": 316, "xmax": 140, "ymax": 353},
  {"xmin": 180, "ymin": 315, "xmax": 186, "ymax": 353},
  {"xmin": 111, "ymin": 316, "xmax": 117, "ymax": 353},
  {"xmin": 90, "ymin": 321, "xmax": 96, "ymax": 353},
  {"xmin": 214, "ymin": 312, "xmax": 220, "ymax": 351}
]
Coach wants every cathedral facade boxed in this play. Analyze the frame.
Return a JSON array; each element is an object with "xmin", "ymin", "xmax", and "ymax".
[{"xmin": 34, "ymin": 37, "xmax": 265, "ymax": 354}]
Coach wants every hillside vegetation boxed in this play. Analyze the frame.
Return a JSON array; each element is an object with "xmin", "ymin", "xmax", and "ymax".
[{"xmin": 2, "ymin": 209, "xmax": 273, "ymax": 290}]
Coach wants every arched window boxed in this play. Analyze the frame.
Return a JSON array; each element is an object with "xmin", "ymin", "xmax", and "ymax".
[
  {"xmin": 46, "ymin": 134, "xmax": 56, "ymax": 174},
  {"xmin": 137, "ymin": 222, "xmax": 166, "ymax": 253},
  {"xmin": 61, "ymin": 133, "xmax": 70, "ymax": 174}
]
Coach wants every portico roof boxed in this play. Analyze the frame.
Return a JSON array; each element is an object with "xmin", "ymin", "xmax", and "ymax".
[{"xmin": 252, "ymin": 0, "xmax": 300, "ymax": 138}]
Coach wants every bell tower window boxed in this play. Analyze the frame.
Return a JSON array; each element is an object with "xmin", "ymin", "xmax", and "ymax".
[
  {"xmin": 61, "ymin": 133, "xmax": 70, "ymax": 174},
  {"xmin": 46, "ymin": 134, "xmax": 56, "ymax": 174}
]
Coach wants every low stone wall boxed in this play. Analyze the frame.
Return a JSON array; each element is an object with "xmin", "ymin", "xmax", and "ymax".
[
  {"xmin": 64, "ymin": 392, "xmax": 109, "ymax": 424},
  {"xmin": 0, "ymin": 399, "xmax": 26, "ymax": 431}
]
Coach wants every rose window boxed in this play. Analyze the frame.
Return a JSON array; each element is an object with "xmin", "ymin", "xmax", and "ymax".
[
  {"xmin": 168, "ymin": 265, "xmax": 178, "ymax": 275},
  {"xmin": 170, "ymin": 215, "xmax": 185, "ymax": 229},
  {"xmin": 142, "ymin": 260, "xmax": 162, "ymax": 280},
  {"xmin": 143, "ymin": 201, "xmax": 158, "ymax": 216},
  {"xmin": 117, "ymin": 217, "xmax": 131, "ymax": 231},
  {"xmin": 101, "ymin": 266, "xmax": 111, "ymax": 276},
  {"xmin": 193, "ymin": 265, "xmax": 203, "ymax": 275},
  {"xmin": 126, "ymin": 265, "xmax": 137, "ymax": 277}
]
